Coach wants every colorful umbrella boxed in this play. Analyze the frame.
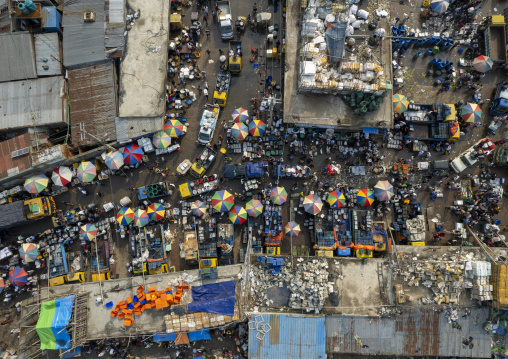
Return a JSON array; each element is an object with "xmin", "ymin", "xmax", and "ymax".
[
  {"xmin": 105, "ymin": 151, "xmax": 125, "ymax": 170},
  {"xmin": 284, "ymin": 221, "xmax": 301, "ymax": 237},
  {"xmin": 270, "ymin": 187, "xmax": 288, "ymax": 205},
  {"xmin": 117, "ymin": 207, "xmax": 135, "ymax": 225},
  {"xmin": 19, "ymin": 243, "xmax": 38, "ymax": 263},
  {"xmin": 9, "ymin": 267, "xmax": 28, "ymax": 288},
  {"xmin": 231, "ymin": 122, "xmax": 249, "ymax": 140},
  {"xmin": 461, "ymin": 103, "xmax": 482, "ymax": 123},
  {"xmin": 134, "ymin": 209, "xmax": 149, "ymax": 227},
  {"xmin": 51, "ymin": 167, "xmax": 73, "ymax": 187},
  {"xmin": 303, "ymin": 194, "xmax": 323, "ymax": 215},
  {"xmin": 164, "ymin": 119, "xmax": 185, "ymax": 137},
  {"xmin": 24, "ymin": 174, "xmax": 49, "ymax": 194},
  {"xmin": 229, "ymin": 206, "xmax": 248, "ymax": 225},
  {"xmin": 472, "ymin": 55, "xmax": 493, "ymax": 73},
  {"xmin": 248, "ymin": 120, "xmax": 266, "ymax": 137},
  {"xmin": 191, "ymin": 200, "xmax": 207, "ymax": 217},
  {"xmin": 147, "ymin": 203, "xmax": 165, "ymax": 221},
  {"xmin": 430, "ymin": 0, "xmax": 449, "ymax": 13},
  {"xmin": 152, "ymin": 130, "xmax": 172, "ymax": 149},
  {"xmin": 0, "ymin": 278, "xmax": 4, "ymax": 294},
  {"xmin": 232, "ymin": 107, "xmax": 249, "ymax": 122},
  {"xmin": 80, "ymin": 223, "xmax": 98, "ymax": 240},
  {"xmin": 327, "ymin": 190, "xmax": 346, "ymax": 209},
  {"xmin": 211, "ymin": 190, "xmax": 235, "ymax": 212},
  {"xmin": 122, "ymin": 143, "xmax": 144, "ymax": 165},
  {"xmin": 357, "ymin": 189, "xmax": 375, "ymax": 207},
  {"xmin": 373, "ymin": 180, "xmax": 394, "ymax": 201},
  {"xmin": 245, "ymin": 199, "xmax": 263, "ymax": 217},
  {"xmin": 393, "ymin": 94, "xmax": 409, "ymax": 114},
  {"xmin": 77, "ymin": 161, "xmax": 97, "ymax": 183}
]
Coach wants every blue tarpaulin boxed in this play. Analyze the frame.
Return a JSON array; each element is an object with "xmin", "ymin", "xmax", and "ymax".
[
  {"xmin": 325, "ymin": 22, "xmax": 347, "ymax": 62},
  {"xmin": 153, "ymin": 333, "xmax": 177, "ymax": 342},
  {"xmin": 188, "ymin": 330, "xmax": 211, "ymax": 342},
  {"xmin": 187, "ymin": 280, "xmax": 236, "ymax": 316},
  {"xmin": 245, "ymin": 162, "xmax": 268, "ymax": 178},
  {"xmin": 60, "ymin": 346, "xmax": 81, "ymax": 359}
]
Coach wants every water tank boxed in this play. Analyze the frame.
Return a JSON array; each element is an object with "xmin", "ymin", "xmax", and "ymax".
[
  {"xmin": 17, "ymin": 3, "xmax": 30, "ymax": 15},
  {"xmin": 25, "ymin": 0, "xmax": 37, "ymax": 12}
]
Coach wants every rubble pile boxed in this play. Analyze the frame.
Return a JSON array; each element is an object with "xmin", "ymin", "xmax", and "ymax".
[{"xmin": 405, "ymin": 215, "xmax": 426, "ymax": 242}]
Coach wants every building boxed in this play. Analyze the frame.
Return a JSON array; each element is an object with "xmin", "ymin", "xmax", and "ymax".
[
  {"xmin": 34, "ymin": 33, "xmax": 62, "ymax": 77},
  {"xmin": 0, "ymin": 32, "xmax": 37, "ymax": 83}
]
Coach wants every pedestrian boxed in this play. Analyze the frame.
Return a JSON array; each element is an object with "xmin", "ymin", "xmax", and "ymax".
[
  {"xmin": 206, "ymin": 49, "xmax": 211, "ymax": 56},
  {"xmin": 206, "ymin": 28, "xmax": 210, "ymax": 38},
  {"xmin": 219, "ymin": 48, "xmax": 224, "ymax": 55},
  {"xmin": 204, "ymin": 5, "xmax": 209, "ymax": 15},
  {"xmin": 129, "ymin": 186, "xmax": 134, "ymax": 191},
  {"xmin": 203, "ymin": 15, "xmax": 208, "ymax": 24},
  {"xmin": 203, "ymin": 88, "xmax": 208, "ymax": 98},
  {"xmin": 198, "ymin": 86, "xmax": 202, "ymax": 94},
  {"xmin": 97, "ymin": 192, "xmax": 102, "ymax": 198},
  {"xmin": 96, "ymin": 181, "xmax": 102, "ymax": 186}
]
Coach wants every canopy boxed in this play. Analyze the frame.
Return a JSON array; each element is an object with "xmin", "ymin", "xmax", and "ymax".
[
  {"xmin": 357, "ymin": 189, "xmax": 374, "ymax": 207},
  {"xmin": 229, "ymin": 206, "xmax": 248, "ymax": 225},
  {"xmin": 270, "ymin": 187, "xmax": 287, "ymax": 205},
  {"xmin": 134, "ymin": 209, "xmax": 149, "ymax": 227},
  {"xmin": 373, "ymin": 180, "xmax": 394, "ymax": 201},
  {"xmin": 284, "ymin": 221, "xmax": 301, "ymax": 237},
  {"xmin": 232, "ymin": 107, "xmax": 249, "ymax": 122},
  {"xmin": 0, "ymin": 278, "xmax": 4, "ymax": 294},
  {"xmin": 191, "ymin": 200, "xmax": 207, "ymax": 217},
  {"xmin": 327, "ymin": 190, "xmax": 346, "ymax": 209},
  {"xmin": 76, "ymin": 161, "xmax": 97, "ymax": 183},
  {"xmin": 80, "ymin": 223, "xmax": 98, "ymax": 240},
  {"xmin": 164, "ymin": 119, "xmax": 185, "ymax": 137},
  {"xmin": 303, "ymin": 194, "xmax": 323, "ymax": 215},
  {"xmin": 105, "ymin": 151, "xmax": 124, "ymax": 170},
  {"xmin": 9, "ymin": 267, "xmax": 28, "ymax": 287},
  {"xmin": 153, "ymin": 130, "xmax": 172, "ymax": 149},
  {"xmin": 430, "ymin": 0, "xmax": 449, "ymax": 13},
  {"xmin": 147, "ymin": 203, "xmax": 165, "ymax": 221},
  {"xmin": 117, "ymin": 207, "xmax": 135, "ymax": 225},
  {"xmin": 248, "ymin": 120, "xmax": 266, "ymax": 137},
  {"xmin": 36, "ymin": 295, "xmax": 75, "ymax": 350},
  {"xmin": 231, "ymin": 122, "xmax": 249, "ymax": 140},
  {"xmin": 187, "ymin": 281, "xmax": 236, "ymax": 316},
  {"xmin": 472, "ymin": 55, "xmax": 493, "ymax": 72},
  {"xmin": 20, "ymin": 243, "xmax": 38, "ymax": 262},
  {"xmin": 393, "ymin": 94, "xmax": 409, "ymax": 114},
  {"xmin": 51, "ymin": 167, "xmax": 73, "ymax": 187},
  {"xmin": 245, "ymin": 199, "xmax": 263, "ymax": 217},
  {"xmin": 211, "ymin": 190, "xmax": 235, "ymax": 212},
  {"xmin": 461, "ymin": 103, "xmax": 482, "ymax": 123},
  {"xmin": 122, "ymin": 143, "xmax": 144, "ymax": 165},
  {"xmin": 449, "ymin": 121, "xmax": 460, "ymax": 142},
  {"xmin": 24, "ymin": 174, "xmax": 49, "ymax": 194}
]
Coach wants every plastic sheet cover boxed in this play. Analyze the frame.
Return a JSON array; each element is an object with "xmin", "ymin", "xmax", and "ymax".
[
  {"xmin": 153, "ymin": 333, "xmax": 177, "ymax": 342},
  {"xmin": 188, "ymin": 330, "xmax": 211, "ymax": 342},
  {"xmin": 187, "ymin": 280, "xmax": 235, "ymax": 315},
  {"xmin": 245, "ymin": 162, "xmax": 268, "ymax": 178},
  {"xmin": 61, "ymin": 346, "xmax": 81, "ymax": 359},
  {"xmin": 36, "ymin": 295, "xmax": 75, "ymax": 350}
]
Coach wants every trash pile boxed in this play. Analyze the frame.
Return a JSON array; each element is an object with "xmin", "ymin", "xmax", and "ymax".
[{"xmin": 466, "ymin": 261, "xmax": 493, "ymax": 301}]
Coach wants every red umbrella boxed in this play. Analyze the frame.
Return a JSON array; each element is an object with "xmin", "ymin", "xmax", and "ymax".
[
  {"xmin": 9, "ymin": 267, "xmax": 28, "ymax": 288},
  {"xmin": 122, "ymin": 143, "xmax": 144, "ymax": 165}
]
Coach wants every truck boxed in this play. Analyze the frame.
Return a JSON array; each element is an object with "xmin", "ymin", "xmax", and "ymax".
[
  {"xmin": 90, "ymin": 233, "xmax": 111, "ymax": 282},
  {"xmin": 228, "ymin": 40, "xmax": 242, "ymax": 74},
  {"xmin": 179, "ymin": 174, "xmax": 220, "ymax": 199},
  {"xmin": 223, "ymin": 162, "xmax": 268, "ymax": 179},
  {"xmin": 450, "ymin": 138, "xmax": 496, "ymax": 173},
  {"xmin": 46, "ymin": 243, "xmax": 85, "ymax": 286},
  {"xmin": 0, "ymin": 196, "xmax": 56, "ymax": 230},
  {"xmin": 213, "ymin": 73, "xmax": 230, "ymax": 108},
  {"xmin": 197, "ymin": 104, "xmax": 221, "ymax": 145},
  {"xmin": 491, "ymin": 83, "xmax": 508, "ymax": 116},
  {"xmin": 483, "ymin": 15, "xmax": 507, "ymax": 64},
  {"xmin": 217, "ymin": 1, "xmax": 233, "ymax": 40},
  {"xmin": 408, "ymin": 121, "xmax": 460, "ymax": 142},
  {"xmin": 191, "ymin": 146, "xmax": 218, "ymax": 178},
  {"xmin": 143, "ymin": 224, "xmax": 169, "ymax": 274},
  {"xmin": 182, "ymin": 230, "xmax": 199, "ymax": 266},
  {"xmin": 138, "ymin": 181, "xmax": 171, "ymax": 200}
]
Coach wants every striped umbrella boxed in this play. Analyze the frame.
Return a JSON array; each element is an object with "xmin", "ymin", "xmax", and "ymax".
[
  {"xmin": 374, "ymin": 180, "xmax": 394, "ymax": 201},
  {"xmin": 122, "ymin": 143, "xmax": 144, "ymax": 165},
  {"xmin": 211, "ymin": 190, "xmax": 235, "ymax": 212},
  {"xmin": 461, "ymin": 103, "xmax": 482, "ymax": 123},
  {"xmin": 248, "ymin": 120, "xmax": 266, "ymax": 137},
  {"xmin": 472, "ymin": 55, "xmax": 493, "ymax": 73},
  {"xmin": 284, "ymin": 221, "xmax": 301, "ymax": 237},
  {"xmin": 231, "ymin": 122, "xmax": 249, "ymax": 140},
  {"xmin": 105, "ymin": 151, "xmax": 125, "ymax": 170},
  {"xmin": 164, "ymin": 119, "xmax": 185, "ymax": 137},
  {"xmin": 270, "ymin": 187, "xmax": 288, "ymax": 205},
  {"xmin": 19, "ymin": 243, "xmax": 38, "ymax": 263},
  {"xmin": 0, "ymin": 278, "xmax": 4, "ymax": 294},
  {"xmin": 24, "ymin": 174, "xmax": 49, "ymax": 194},
  {"xmin": 245, "ymin": 199, "xmax": 263, "ymax": 217},
  {"xmin": 327, "ymin": 190, "xmax": 346, "ymax": 209},
  {"xmin": 9, "ymin": 267, "xmax": 28, "ymax": 288},
  {"xmin": 232, "ymin": 107, "xmax": 249, "ymax": 122},
  {"xmin": 147, "ymin": 203, "xmax": 165, "ymax": 221},
  {"xmin": 229, "ymin": 206, "xmax": 248, "ymax": 225},
  {"xmin": 51, "ymin": 167, "xmax": 73, "ymax": 187},
  {"xmin": 134, "ymin": 209, "xmax": 150, "ymax": 227},
  {"xmin": 80, "ymin": 223, "xmax": 98, "ymax": 240},
  {"xmin": 77, "ymin": 161, "xmax": 97, "ymax": 183},
  {"xmin": 152, "ymin": 130, "xmax": 172, "ymax": 149},
  {"xmin": 357, "ymin": 189, "xmax": 375, "ymax": 207},
  {"xmin": 191, "ymin": 200, "xmax": 207, "ymax": 217},
  {"xmin": 393, "ymin": 94, "xmax": 409, "ymax": 114},
  {"xmin": 303, "ymin": 194, "xmax": 323, "ymax": 215},
  {"xmin": 117, "ymin": 207, "xmax": 135, "ymax": 225},
  {"xmin": 430, "ymin": 0, "xmax": 449, "ymax": 13}
]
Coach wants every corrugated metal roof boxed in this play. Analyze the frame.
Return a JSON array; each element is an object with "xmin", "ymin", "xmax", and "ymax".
[
  {"xmin": 115, "ymin": 117, "xmax": 162, "ymax": 142},
  {"xmin": 0, "ymin": 2, "xmax": 10, "ymax": 34},
  {"xmin": 34, "ymin": 33, "xmax": 62, "ymax": 77},
  {"xmin": 0, "ymin": 32, "xmax": 37, "ymax": 82},
  {"xmin": 68, "ymin": 62, "xmax": 117, "ymax": 146},
  {"xmin": 105, "ymin": 0, "xmax": 125, "ymax": 54},
  {"xmin": 0, "ymin": 76, "xmax": 65, "ymax": 130},
  {"xmin": 0, "ymin": 133, "xmax": 32, "ymax": 179},
  {"xmin": 62, "ymin": 0, "xmax": 106, "ymax": 68},
  {"xmin": 108, "ymin": 0, "xmax": 124, "ymax": 23},
  {"xmin": 248, "ymin": 314, "xmax": 326, "ymax": 359},
  {"xmin": 325, "ymin": 308, "xmax": 492, "ymax": 358}
]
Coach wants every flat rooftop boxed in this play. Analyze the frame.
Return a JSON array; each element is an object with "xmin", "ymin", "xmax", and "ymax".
[{"xmin": 118, "ymin": 0, "xmax": 168, "ymax": 118}]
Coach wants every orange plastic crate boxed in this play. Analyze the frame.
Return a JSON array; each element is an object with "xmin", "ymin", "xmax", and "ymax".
[
  {"xmin": 137, "ymin": 285, "xmax": 145, "ymax": 292},
  {"xmin": 181, "ymin": 285, "xmax": 190, "ymax": 291},
  {"xmin": 124, "ymin": 319, "xmax": 133, "ymax": 326},
  {"xmin": 118, "ymin": 312, "xmax": 125, "ymax": 319},
  {"xmin": 148, "ymin": 286, "xmax": 156, "ymax": 292},
  {"xmin": 144, "ymin": 303, "xmax": 152, "ymax": 309},
  {"xmin": 126, "ymin": 296, "xmax": 133, "ymax": 304},
  {"xmin": 165, "ymin": 286, "xmax": 172, "ymax": 292},
  {"xmin": 110, "ymin": 310, "xmax": 118, "ymax": 318},
  {"xmin": 133, "ymin": 302, "xmax": 140, "ymax": 309},
  {"xmin": 134, "ymin": 310, "xmax": 142, "ymax": 316}
]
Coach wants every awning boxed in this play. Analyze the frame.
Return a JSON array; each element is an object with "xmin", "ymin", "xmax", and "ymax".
[
  {"xmin": 188, "ymin": 330, "xmax": 211, "ymax": 342},
  {"xmin": 153, "ymin": 333, "xmax": 177, "ymax": 342},
  {"xmin": 363, "ymin": 127, "xmax": 379, "ymax": 134}
]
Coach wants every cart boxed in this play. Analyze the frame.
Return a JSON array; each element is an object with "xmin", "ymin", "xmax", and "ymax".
[
  {"xmin": 256, "ymin": 12, "xmax": 271, "ymax": 28},
  {"xmin": 177, "ymin": 159, "xmax": 192, "ymax": 175}
]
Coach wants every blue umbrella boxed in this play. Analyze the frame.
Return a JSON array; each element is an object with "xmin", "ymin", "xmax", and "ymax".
[{"xmin": 430, "ymin": 0, "xmax": 449, "ymax": 13}]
